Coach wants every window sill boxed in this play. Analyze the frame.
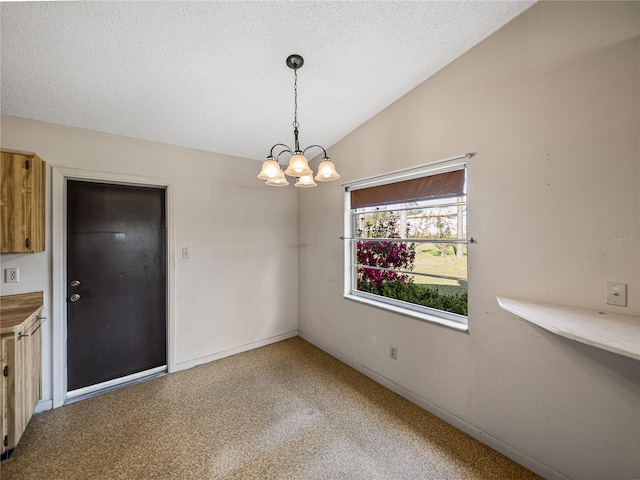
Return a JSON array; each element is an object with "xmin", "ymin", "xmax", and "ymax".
[{"xmin": 344, "ymin": 292, "xmax": 469, "ymax": 332}]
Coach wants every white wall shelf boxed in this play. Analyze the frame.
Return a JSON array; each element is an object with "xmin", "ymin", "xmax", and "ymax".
[{"xmin": 497, "ymin": 296, "xmax": 640, "ymax": 361}]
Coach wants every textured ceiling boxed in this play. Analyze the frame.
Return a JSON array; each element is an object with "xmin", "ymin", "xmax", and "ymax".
[{"xmin": 1, "ymin": 1, "xmax": 534, "ymax": 162}]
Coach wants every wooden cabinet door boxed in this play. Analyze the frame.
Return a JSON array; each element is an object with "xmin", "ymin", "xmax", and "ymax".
[
  {"xmin": 13, "ymin": 316, "xmax": 42, "ymax": 448},
  {"xmin": 1, "ymin": 336, "xmax": 6, "ymax": 455},
  {"xmin": 0, "ymin": 151, "xmax": 46, "ymax": 253},
  {"xmin": 0, "ymin": 314, "xmax": 42, "ymax": 453},
  {"xmin": 1, "ymin": 335, "xmax": 15, "ymax": 452}
]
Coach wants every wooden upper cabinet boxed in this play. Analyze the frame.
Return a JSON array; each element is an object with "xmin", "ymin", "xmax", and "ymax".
[{"xmin": 1, "ymin": 151, "xmax": 46, "ymax": 253}]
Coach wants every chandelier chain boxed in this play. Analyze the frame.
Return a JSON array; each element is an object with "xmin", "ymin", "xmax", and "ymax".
[{"xmin": 293, "ymin": 68, "xmax": 299, "ymax": 129}]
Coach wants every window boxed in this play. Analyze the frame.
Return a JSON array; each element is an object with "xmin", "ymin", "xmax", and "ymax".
[{"xmin": 344, "ymin": 158, "xmax": 469, "ymax": 329}]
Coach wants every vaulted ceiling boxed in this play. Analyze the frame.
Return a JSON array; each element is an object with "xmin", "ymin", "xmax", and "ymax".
[{"xmin": 1, "ymin": 1, "xmax": 534, "ymax": 161}]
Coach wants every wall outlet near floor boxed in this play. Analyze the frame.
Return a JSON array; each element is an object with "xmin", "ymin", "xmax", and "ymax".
[
  {"xmin": 4, "ymin": 267, "xmax": 19, "ymax": 283},
  {"xmin": 606, "ymin": 282, "xmax": 627, "ymax": 306},
  {"xmin": 390, "ymin": 346, "xmax": 398, "ymax": 360}
]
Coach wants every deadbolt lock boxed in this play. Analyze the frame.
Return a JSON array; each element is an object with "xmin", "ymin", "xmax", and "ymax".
[{"xmin": 69, "ymin": 293, "xmax": 81, "ymax": 302}]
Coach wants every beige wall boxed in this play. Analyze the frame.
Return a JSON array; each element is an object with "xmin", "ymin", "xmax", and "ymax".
[
  {"xmin": 0, "ymin": 116, "xmax": 299, "ymax": 406},
  {"xmin": 298, "ymin": 2, "xmax": 639, "ymax": 479}
]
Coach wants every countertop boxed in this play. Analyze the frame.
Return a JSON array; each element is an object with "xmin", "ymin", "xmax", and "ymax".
[
  {"xmin": 497, "ymin": 295, "xmax": 640, "ymax": 361},
  {"xmin": 0, "ymin": 291, "xmax": 44, "ymax": 334}
]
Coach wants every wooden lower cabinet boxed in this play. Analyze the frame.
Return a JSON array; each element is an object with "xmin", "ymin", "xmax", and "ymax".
[{"xmin": 0, "ymin": 292, "xmax": 43, "ymax": 458}]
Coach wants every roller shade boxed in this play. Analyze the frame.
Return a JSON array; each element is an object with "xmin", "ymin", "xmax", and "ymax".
[{"xmin": 350, "ymin": 169, "xmax": 465, "ymax": 209}]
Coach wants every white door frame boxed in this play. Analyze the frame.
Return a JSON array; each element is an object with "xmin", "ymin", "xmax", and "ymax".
[{"xmin": 51, "ymin": 167, "xmax": 176, "ymax": 408}]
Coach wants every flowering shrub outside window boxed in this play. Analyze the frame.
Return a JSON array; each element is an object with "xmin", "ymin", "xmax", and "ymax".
[
  {"xmin": 357, "ymin": 240, "xmax": 416, "ymax": 287},
  {"xmin": 356, "ymin": 212, "xmax": 416, "ymax": 289}
]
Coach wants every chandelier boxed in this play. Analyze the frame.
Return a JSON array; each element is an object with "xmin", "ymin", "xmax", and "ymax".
[{"xmin": 258, "ymin": 54, "xmax": 340, "ymax": 187}]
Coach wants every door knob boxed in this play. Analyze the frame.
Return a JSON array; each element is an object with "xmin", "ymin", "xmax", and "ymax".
[
  {"xmin": 70, "ymin": 280, "xmax": 81, "ymax": 287},
  {"xmin": 69, "ymin": 293, "xmax": 81, "ymax": 302}
]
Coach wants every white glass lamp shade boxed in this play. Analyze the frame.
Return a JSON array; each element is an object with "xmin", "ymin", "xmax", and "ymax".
[
  {"xmin": 265, "ymin": 168, "xmax": 289, "ymax": 186},
  {"xmin": 266, "ymin": 177, "xmax": 290, "ymax": 186},
  {"xmin": 257, "ymin": 158, "xmax": 283, "ymax": 180},
  {"xmin": 314, "ymin": 158, "xmax": 340, "ymax": 182},
  {"xmin": 294, "ymin": 174, "xmax": 317, "ymax": 188},
  {"xmin": 284, "ymin": 153, "xmax": 312, "ymax": 177}
]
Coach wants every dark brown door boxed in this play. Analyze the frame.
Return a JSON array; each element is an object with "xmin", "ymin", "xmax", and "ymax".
[{"xmin": 66, "ymin": 180, "xmax": 166, "ymax": 392}]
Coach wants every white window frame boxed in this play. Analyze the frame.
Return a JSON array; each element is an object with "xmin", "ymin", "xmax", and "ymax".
[{"xmin": 343, "ymin": 155, "xmax": 470, "ymax": 331}]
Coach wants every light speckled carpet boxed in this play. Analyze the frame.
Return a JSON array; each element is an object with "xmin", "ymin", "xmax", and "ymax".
[{"xmin": 1, "ymin": 337, "xmax": 540, "ymax": 479}]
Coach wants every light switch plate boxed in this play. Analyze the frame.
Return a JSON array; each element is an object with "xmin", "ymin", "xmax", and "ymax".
[
  {"xmin": 182, "ymin": 247, "xmax": 190, "ymax": 259},
  {"xmin": 606, "ymin": 282, "xmax": 627, "ymax": 306}
]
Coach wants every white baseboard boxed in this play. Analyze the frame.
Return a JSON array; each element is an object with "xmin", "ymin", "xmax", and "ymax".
[
  {"xmin": 35, "ymin": 399, "xmax": 53, "ymax": 414},
  {"xmin": 173, "ymin": 330, "xmax": 298, "ymax": 373},
  {"xmin": 299, "ymin": 330, "xmax": 570, "ymax": 480}
]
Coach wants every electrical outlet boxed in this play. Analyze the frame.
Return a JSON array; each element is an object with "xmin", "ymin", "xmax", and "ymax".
[
  {"xmin": 390, "ymin": 346, "xmax": 398, "ymax": 360},
  {"xmin": 4, "ymin": 267, "xmax": 19, "ymax": 283},
  {"xmin": 606, "ymin": 282, "xmax": 627, "ymax": 306}
]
